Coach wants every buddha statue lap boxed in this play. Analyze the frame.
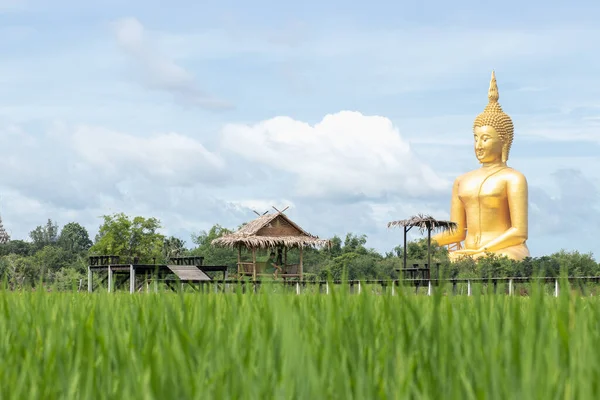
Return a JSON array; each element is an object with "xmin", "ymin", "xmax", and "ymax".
[{"xmin": 433, "ymin": 71, "xmax": 530, "ymax": 261}]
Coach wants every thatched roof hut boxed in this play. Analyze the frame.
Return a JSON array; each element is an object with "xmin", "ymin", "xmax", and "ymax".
[
  {"xmin": 212, "ymin": 210, "xmax": 330, "ymax": 279},
  {"xmin": 211, "ymin": 211, "xmax": 330, "ymax": 250},
  {"xmin": 388, "ymin": 214, "xmax": 457, "ymax": 270}
]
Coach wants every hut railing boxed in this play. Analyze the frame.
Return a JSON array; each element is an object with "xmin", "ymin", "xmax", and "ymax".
[
  {"xmin": 236, "ymin": 262, "xmax": 303, "ymax": 279},
  {"xmin": 238, "ymin": 262, "xmax": 255, "ymax": 274},
  {"xmin": 282, "ymin": 264, "xmax": 301, "ymax": 278}
]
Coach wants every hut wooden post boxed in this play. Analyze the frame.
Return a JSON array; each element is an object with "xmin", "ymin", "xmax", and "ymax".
[
  {"xmin": 299, "ymin": 246, "xmax": 303, "ymax": 279},
  {"xmin": 284, "ymin": 247, "xmax": 288, "ymax": 271},
  {"xmin": 237, "ymin": 246, "xmax": 241, "ymax": 275},
  {"xmin": 403, "ymin": 225, "xmax": 413, "ymax": 271},
  {"xmin": 403, "ymin": 226, "xmax": 408, "ymax": 270},
  {"xmin": 252, "ymin": 248, "xmax": 257, "ymax": 280},
  {"xmin": 427, "ymin": 227, "xmax": 432, "ymax": 279}
]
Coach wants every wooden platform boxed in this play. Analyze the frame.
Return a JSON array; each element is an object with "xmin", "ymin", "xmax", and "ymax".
[
  {"xmin": 166, "ymin": 265, "xmax": 211, "ymax": 281},
  {"xmin": 87, "ymin": 256, "xmax": 228, "ymax": 293}
]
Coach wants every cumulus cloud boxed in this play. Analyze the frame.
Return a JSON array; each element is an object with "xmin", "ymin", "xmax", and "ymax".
[
  {"xmin": 0, "ymin": 121, "xmax": 228, "ymax": 211},
  {"xmin": 0, "ymin": 119, "xmax": 240, "ymax": 244},
  {"xmin": 220, "ymin": 111, "xmax": 449, "ymax": 199},
  {"xmin": 112, "ymin": 17, "xmax": 233, "ymax": 110},
  {"xmin": 71, "ymin": 126, "xmax": 227, "ymax": 186},
  {"xmin": 529, "ymin": 169, "xmax": 600, "ymax": 235}
]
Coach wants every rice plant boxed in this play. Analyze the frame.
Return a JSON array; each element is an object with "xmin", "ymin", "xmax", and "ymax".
[{"xmin": 0, "ymin": 281, "xmax": 597, "ymax": 399}]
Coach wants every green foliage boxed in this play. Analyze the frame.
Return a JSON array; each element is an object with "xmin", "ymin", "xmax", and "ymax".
[
  {"xmin": 33, "ymin": 246, "xmax": 74, "ymax": 278},
  {"xmin": 29, "ymin": 219, "xmax": 59, "ymax": 251},
  {"xmin": 0, "ymin": 254, "xmax": 38, "ymax": 289},
  {"xmin": 50, "ymin": 267, "xmax": 85, "ymax": 291},
  {"xmin": 448, "ymin": 252, "xmax": 600, "ymax": 280},
  {"xmin": 163, "ymin": 236, "xmax": 188, "ymax": 260},
  {"xmin": 342, "ymin": 233, "xmax": 368, "ymax": 254},
  {"xmin": 392, "ymin": 238, "xmax": 449, "ymax": 263},
  {"xmin": 0, "ymin": 240, "xmax": 33, "ymax": 257},
  {"xmin": 1, "ymin": 216, "xmax": 600, "ymax": 288},
  {"xmin": 90, "ymin": 213, "xmax": 165, "ymax": 263},
  {"xmin": 189, "ymin": 225, "xmax": 237, "ymax": 270},
  {"xmin": 58, "ymin": 222, "xmax": 93, "ymax": 253}
]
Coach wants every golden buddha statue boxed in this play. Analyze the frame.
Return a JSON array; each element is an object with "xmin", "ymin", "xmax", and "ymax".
[{"xmin": 433, "ymin": 71, "xmax": 529, "ymax": 261}]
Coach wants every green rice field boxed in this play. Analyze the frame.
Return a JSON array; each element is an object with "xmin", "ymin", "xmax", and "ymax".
[{"xmin": 0, "ymin": 282, "xmax": 598, "ymax": 399}]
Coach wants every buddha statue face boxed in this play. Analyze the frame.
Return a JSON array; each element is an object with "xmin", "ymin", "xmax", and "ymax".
[
  {"xmin": 472, "ymin": 71, "xmax": 514, "ymax": 163},
  {"xmin": 474, "ymin": 125, "xmax": 504, "ymax": 164}
]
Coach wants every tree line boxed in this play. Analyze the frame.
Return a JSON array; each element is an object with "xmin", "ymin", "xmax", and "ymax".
[{"xmin": 0, "ymin": 212, "xmax": 598, "ymax": 289}]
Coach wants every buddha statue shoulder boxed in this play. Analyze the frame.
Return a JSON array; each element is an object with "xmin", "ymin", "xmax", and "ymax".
[{"xmin": 433, "ymin": 71, "xmax": 530, "ymax": 261}]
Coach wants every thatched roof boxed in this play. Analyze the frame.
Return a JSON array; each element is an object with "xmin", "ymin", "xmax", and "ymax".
[
  {"xmin": 211, "ymin": 211, "xmax": 330, "ymax": 249},
  {"xmin": 387, "ymin": 213, "xmax": 457, "ymax": 233}
]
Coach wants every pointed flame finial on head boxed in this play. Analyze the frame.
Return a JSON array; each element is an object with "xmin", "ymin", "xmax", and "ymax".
[
  {"xmin": 473, "ymin": 70, "xmax": 515, "ymax": 161},
  {"xmin": 488, "ymin": 70, "xmax": 499, "ymax": 103}
]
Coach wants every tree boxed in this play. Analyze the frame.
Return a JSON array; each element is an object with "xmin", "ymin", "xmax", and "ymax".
[
  {"xmin": 327, "ymin": 236, "xmax": 343, "ymax": 257},
  {"xmin": 343, "ymin": 233, "xmax": 368, "ymax": 254},
  {"xmin": 189, "ymin": 225, "xmax": 237, "ymax": 269},
  {"xmin": 0, "ymin": 254, "xmax": 39, "ymax": 289},
  {"xmin": 29, "ymin": 219, "xmax": 59, "ymax": 250},
  {"xmin": 0, "ymin": 240, "xmax": 34, "ymax": 257},
  {"xmin": 90, "ymin": 213, "xmax": 165, "ymax": 263},
  {"xmin": 58, "ymin": 222, "xmax": 93, "ymax": 253},
  {"xmin": 33, "ymin": 245, "xmax": 74, "ymax": 280},
  {"xmin": 393, "ymin": 239, "xmax": 448, "ymax": 264},
  {"xmin": 163, "ymin": 236, "xmax": 188, "ymax": 260}
]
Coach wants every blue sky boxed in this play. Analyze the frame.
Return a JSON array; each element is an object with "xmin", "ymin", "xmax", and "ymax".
[{"xmin": 1, "ymin": 0, "xmax": 600, "ymax": 258}]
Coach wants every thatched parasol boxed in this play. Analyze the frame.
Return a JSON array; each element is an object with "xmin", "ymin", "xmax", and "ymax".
[{"xmin": 387, "ymin": 214, "xmax": 457, "ymax": 271}]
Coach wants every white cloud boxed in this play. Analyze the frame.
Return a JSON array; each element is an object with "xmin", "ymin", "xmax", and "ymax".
[
  {"xmin": 527, "ymin": 169, "xmax": 600, "ymax": 255},
  {"xmin": 227, "ymin": 199, "xmax": 296, "ymax": 215},
  {"xmin": 71, "ymin": 125, "xmax": 226, "ymax": 185},
  {"xmin": 220, "ymin": 111, "xmax": 449, "ymax": 199},
  {"xmin": 0, "ymin": 119, "xmax": 242, "ymax": 245},
  {"xmin": 0, "ymin": 121, "xmax": 228, "ymax": 211},
  {"xmin": 112, "ymin": 17, "xmax": 233, "ymax": 110}
]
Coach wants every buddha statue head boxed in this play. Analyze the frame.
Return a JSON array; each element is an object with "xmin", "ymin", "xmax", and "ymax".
[{"xmin": 472, "ymin": 71, "xmax": 514, "ymax": 163}]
